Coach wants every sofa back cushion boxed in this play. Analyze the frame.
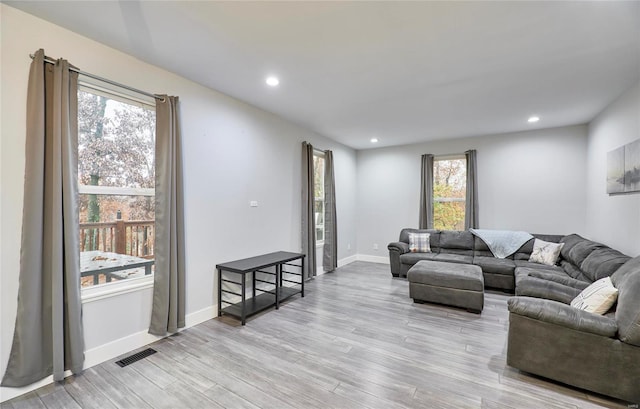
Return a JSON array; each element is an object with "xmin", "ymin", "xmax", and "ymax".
[
  {"xmin": 611, "ymin": 256, "xmax": 640, "ymax": 346},
  {"xmin": 581, "ymin": 248, "xmax": 630, "ymax": 282},
  {"xmin": 566, "ymin": 239, "xmax": 606, "ymax": 267},
  {"xmin": 473, "ymin": 236, "xmax": 495, "ymax": 258},
  {"xmin": 439, "ymin": 231, "xmax": 473, "ymax": 255},
  {"xmin": 559, "ymin": 234, "xmax": 586, "ymax": 260},
  {"xmin": 399, "ymin": 228, "xmax": 440, "ymax": 250},
  {"xmin": 513, "ymin": 234, "xmax": 563, "ymax": 260}
]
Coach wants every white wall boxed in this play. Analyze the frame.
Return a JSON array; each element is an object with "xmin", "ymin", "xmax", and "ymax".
[
  {"xmin": 356, "ymin": 125, "xmax": 588, "ymax": 257},
  {"xmin": 585, "ymin": 81, "xmax": 640, "ymax": 257},
  {"xmin": 0, "ymin": 4, "xmax": 357, "ymax": 400}
]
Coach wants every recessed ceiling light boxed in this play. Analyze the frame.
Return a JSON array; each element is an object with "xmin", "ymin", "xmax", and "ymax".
[
  {"xmin": 528, "ymin": 116, "xmax": 540, "ymax": 123},
  {"xmin": 370, "ymin": 138, "xmax": 379, "ymax": 143},
  {"xmin": 266, "ymin": 76, "xmax": 279, "ymax": 87}
]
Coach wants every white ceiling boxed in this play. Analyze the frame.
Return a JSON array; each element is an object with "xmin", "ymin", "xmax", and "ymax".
[{"xmin": 7, "ymin": 1, "xmax": 640, "ymax": 150}]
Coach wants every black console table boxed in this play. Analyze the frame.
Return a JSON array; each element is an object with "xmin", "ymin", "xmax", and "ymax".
[{"xmin": 216, "ymin": 251, "xmax": 305, "ymax": 325}]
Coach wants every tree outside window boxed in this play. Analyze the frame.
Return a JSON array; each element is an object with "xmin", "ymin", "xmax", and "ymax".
[{"xmin": 433, "ymin": 157, "xmax": 466, "ymax": 230}]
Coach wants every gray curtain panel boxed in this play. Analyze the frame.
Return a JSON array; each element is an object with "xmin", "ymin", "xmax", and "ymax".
[
  {"xmin": 323, "ymin": 150, "xmax": 338, "ymax": 272},
  {"xmin": 301, "ymin": 142, "xmax": 317, "ymax": 280},
  {"xmin": 419, "ymin": 154, "xmax": 434, "ymax": 229},
  {"xmin": 2, "ymin": 49, "xmax": 85, "ymax": 387},
  {"xmin": 149, "ymin": 95, "xmax": 186, "ymax": 335},
  {"xmin": 465, "ymin": 149, "xmax": 479, "ymax": 229}
]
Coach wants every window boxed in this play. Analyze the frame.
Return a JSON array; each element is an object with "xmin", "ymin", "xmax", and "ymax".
[
  {"xmin": 77, "ymin": 80, "xmax": 156, "ymax": 288},
  {"xmin": 313, "ymin": 152, "xmax": 325, "ymax": 243},
  {"xmin": 433, "ymin": 156, "xmax": 466, "ymax": 231}
]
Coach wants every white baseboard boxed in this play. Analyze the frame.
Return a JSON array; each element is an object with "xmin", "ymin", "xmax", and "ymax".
[
  {"xmin": 335, "ymin": 254, "xmax": 389, "ymax": 268},
  {"xmin": 83, "ymin": 305, "xmax": 215, "ymax": 370},
  {"xmin": 337, "ymin": 254, "xmax": 358, "ymax": 267},
  {"xmin": 185, "ymin": 305, "xmax": 216, "ymax": 327},
  {"xmin": 314, "ymin": 254, "xmax": 359, "ymax": 273},
  {"xmin": 0, "ymin": 306, "xmax": 216, "ymax": 403},
  {"xmin": 356, "ymin": 254, "xmax": 390, "ymax": 264}
]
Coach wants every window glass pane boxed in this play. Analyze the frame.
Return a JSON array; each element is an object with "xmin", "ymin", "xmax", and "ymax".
[
  {"xmin": 78, "ymin": 88, "xmax": 155, "ymax": 288},
  {"xmin": 313, "ymin": 155, "xmax": 324, "ymax": 198},
  {"xmin": 78, "ymin": 90, "xmax": 155, "ymax": 189},
  {"xmin": 79, "ymin": 194, "xmax": 155, "ymax": 288},
  {"xmin": 433, "ymin": 158, "xmax": 466, "ymax": 231},
  {"xmin": 314, "ymin": 199, "xmax": 324, "ymax": 242}
]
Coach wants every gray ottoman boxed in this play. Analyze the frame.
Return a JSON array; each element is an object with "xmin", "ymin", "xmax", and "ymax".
[{"xmin": 407, "ymin": 260, "xmax": 484, "ymax": 313}]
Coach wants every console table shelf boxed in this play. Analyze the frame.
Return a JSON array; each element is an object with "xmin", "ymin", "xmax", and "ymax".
[
  {"xmin": 220, "ymin": 286, "xmax": 301, "ymax": 319},
  {"xmin": 216, "ymin": 251, "xmax": 305, "ymax": 325}
]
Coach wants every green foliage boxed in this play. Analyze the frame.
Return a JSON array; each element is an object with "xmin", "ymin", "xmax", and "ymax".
[
  {"xmin": 433, "ymin": 159, "xmax": 466, "ymax": 230},
  {"xmin": 434, "ymin": 201, "xmax": 465, "ymax": 230}
]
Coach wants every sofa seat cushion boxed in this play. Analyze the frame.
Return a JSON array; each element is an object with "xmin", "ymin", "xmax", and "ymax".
[
  {"xmin": 400, "ymin": 252, "xmax": 439, "ymax": 266},
  {"xmin": 515, "ymin": 267, "xmax": 582, "ymax": 304},
  {"xmin": 514, "ymin": 263, "xmax": 591, "ymax": 284},
  {"xmin": 433, "ymin": 253, "xmax": 473, "ymax": 265},
  {"xmin": 515, "ymin": 278, "xmax": 582, "ymax": 305},
  {"xmin": 473, "ymin": 256, "xmax": 515, "ymax": 276},
  {"xmin": 559, "ymin": 260, "xmax": 589, "ymax": 280},
  {"xmin": 527, "ymin": 270, "xmax": 590, "ymax": 291},
  {"xmin": 514, "ymin": 260, "xmax": 563, "ymax": 272}
]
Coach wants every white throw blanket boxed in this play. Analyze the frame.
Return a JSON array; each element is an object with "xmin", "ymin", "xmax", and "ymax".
[{"xmin": 469, "ymin": 229, "xmax": 533, "ymax": 259}]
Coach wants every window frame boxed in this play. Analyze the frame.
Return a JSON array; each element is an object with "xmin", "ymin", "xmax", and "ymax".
[{"xmin": 77, "ymin": 78, "xmax": 157, "ymax": 297}]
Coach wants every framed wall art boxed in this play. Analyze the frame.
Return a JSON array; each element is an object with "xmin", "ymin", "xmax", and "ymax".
[{"xmin": 607, "ymin": 139, "xmax": 640, "ymax": 194}]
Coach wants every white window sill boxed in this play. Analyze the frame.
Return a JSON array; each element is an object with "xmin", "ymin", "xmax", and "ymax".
[{"xmin": 81, "ymin": 274, "xmax": 154, "ymax": 304}]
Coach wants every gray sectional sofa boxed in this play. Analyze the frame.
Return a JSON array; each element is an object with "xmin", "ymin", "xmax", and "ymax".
[
  {"xmin": 387, "ymin": 228, "xmax": 564, "ymax": 291},
  {"xmin": 388, "ymin": 228, "xmax": 640, "ymax": 403},
  {"xmin": 509, "ymin": 235, "xmax": 640, "ymax": 403}
]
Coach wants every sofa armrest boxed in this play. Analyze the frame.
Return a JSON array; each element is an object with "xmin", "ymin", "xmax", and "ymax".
[
  {"xmin": 388, "ymin": 242, "xmax": 409, "ymax": 277},
  {"xmin": 388, "ymin": 242, "xmax": 409, "ymax": 254},
  {"xmin": 508, "ymin": 297, "xmax": 617, "ymax": 338},
  {"xmin": 528, "ymin": 271, "xmax": 590, "ymax": 291}
]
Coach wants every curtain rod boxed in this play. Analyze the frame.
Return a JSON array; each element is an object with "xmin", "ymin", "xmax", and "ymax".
[{"xmin": 30, "ymin": 54, "xmax": 164, "ymax": 101}]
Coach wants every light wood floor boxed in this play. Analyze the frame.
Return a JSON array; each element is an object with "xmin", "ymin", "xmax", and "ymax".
[{"xmin": 2, "ymin": 262, "xmax": 630, "ymax": 409}]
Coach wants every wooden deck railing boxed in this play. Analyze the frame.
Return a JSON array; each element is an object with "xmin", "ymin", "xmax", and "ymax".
[{"xmin": 80, "ymin": 220, "xmax": 155, "ymax": 258}]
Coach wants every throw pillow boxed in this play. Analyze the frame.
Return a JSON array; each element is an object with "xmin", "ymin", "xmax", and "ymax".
[
  {"xmin": 570, "ymin": 276, "xmax": 619, "ymax": 315},
  {"xmin": 408, "ymin": 232, "xmax": 431, "ymax": 253},
  {"xmin": 529, "ymin": 239, "xmax": 564, "ymax": 266}
]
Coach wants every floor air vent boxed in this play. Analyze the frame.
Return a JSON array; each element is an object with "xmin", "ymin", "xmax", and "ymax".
[{"xmin": 115, "ymin": 348, "xmax": 157, "ymax": 367}]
